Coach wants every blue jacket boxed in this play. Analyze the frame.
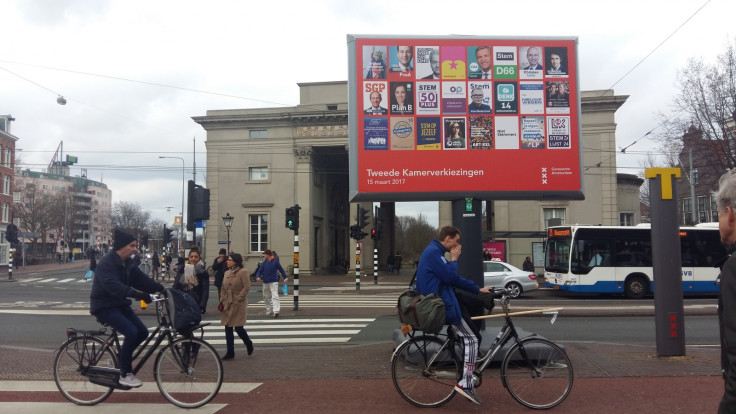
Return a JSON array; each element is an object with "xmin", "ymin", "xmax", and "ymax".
[
  {"xmin": 416, "ymin": 239, "xmax": 479, "ymax": 325},
  {"xmin": 255, "ymin": 258, "xmax": 287, "ymax": 283},
  {"xmin": 90, "ymin": 250, "xmax": 164, "ymax": 315}
]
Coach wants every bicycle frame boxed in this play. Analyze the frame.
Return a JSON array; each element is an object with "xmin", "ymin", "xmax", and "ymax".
[{"xmin": 73, "ymin": 296, "xmax": 198, "ymax": 389}]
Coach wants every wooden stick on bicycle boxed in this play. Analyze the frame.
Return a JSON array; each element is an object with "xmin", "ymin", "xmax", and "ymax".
[{"xmin": 471, "ymin": 307, "xmax": 564, "ymax": 320}]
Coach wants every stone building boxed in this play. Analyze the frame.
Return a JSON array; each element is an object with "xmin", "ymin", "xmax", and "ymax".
[{"xmin": 194, "ymin": 82, "xmax": 637, "ymax": 274}]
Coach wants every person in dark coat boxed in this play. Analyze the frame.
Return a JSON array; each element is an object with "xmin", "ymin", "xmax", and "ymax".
[
  {"xmin": 210, "ymin": 248, "xmax": 228, "ymax": 300},
  {"xmin": 716, "ymin": 170, "xmax": 736, "ymax": 413},
  {"xmin": 90, "ymin": 229, "xmax": 164, "ymax": 388}
]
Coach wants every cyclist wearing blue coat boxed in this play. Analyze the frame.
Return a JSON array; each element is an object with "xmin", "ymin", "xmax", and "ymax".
[
  {"xmin": 416, "ymin": 226, "xmax": 491, "ymax": 405},
  {"xmin": 90, "ymin": 229, "xmax": 164, "ymax": 388}
]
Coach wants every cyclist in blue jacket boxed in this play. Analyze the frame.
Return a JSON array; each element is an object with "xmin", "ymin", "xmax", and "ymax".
[
  {"xmin": 416, "ymin": 226, "xmax": 491, "ymax": 405},
  {"xmin": 90, "ymin": 229, "xmax": 164, "ymax": 388}
]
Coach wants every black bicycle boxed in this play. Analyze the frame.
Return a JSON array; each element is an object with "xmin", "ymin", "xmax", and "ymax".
[
  {"xmin": 53, "ymin": 290, "xmax": 223, "ymax": 408},
  {"xmin": 391, "ymin": 288, "xmax": 573, "ymax": 409}
]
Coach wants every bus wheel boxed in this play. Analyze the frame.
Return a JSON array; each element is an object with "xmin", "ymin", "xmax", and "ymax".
[{"xmin": 625, "ymin": 276, "xmax": 648, "ymax": 299}]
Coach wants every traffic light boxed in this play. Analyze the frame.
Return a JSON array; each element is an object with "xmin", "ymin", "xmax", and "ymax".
[
  {"xmin": 349, "ymin": 225, "xmax": 359, "ymax": 240},
  {"xmin": 187, "ymin": 180, "xmax": 211, "ymax": 231},
  {"xmin": 285, "ymin": 205, "xmax": 300, "ymax": 231},
  {"xmin": 163, "ymin": 225, "xmax": 173, "ymax": 245},
  {"xmin": 187, "ymin": 180, "xmax": 196, "ymax": 231},
  {"xmin": 140, "ymin": 234, "xmax": 149, "ymax": 247},
  {"xmin": 5, "ymin": 223, "xmax": 18, "ymax": 244},
  {"xmin": 357, "ymin": 206, "xmax": 369, "ymax": 230},
  {"xmin": 371, "ymin": 228, "xmax": 380, "ymax": 241}
]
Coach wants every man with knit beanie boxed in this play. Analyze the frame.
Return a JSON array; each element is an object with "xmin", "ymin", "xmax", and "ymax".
[{"xmin": 90, "ymin": 229, "xmax": 164, "ymax": 388}]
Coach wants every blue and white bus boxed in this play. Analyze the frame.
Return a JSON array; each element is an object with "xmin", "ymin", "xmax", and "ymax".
[{"xmin": 544, "ymin": 224, "xmax": 726, "ymax": 298}]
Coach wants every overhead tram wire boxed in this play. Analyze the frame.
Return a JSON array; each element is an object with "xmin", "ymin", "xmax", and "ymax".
[
  {"xmin": 0, "ymin": 59, "xmax": 342, "ymax": 112},
  {"xmin": 599, "ymin": 0, "xmax": 712, "ymax": 97}
]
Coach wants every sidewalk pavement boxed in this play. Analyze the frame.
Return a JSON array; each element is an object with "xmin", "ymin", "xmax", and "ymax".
[{"xmin": 1, "ymin": 261, "xmax": 726, "ymax": 412}]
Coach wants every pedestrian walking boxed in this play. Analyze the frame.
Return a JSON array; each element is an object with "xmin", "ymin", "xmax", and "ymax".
[
  {"xmin": 151, "ymin": 251, "xmax": 160, "ymax": 280},
  {"xmin": 172, "ymin": 246, "xmax": 209, "ymax": 314},
  {"xmin": 220, "ymin": 253, "xmax": 253, "ymax": 360},
  {"xmin": 254, "ymin": 249, "xmax": 288, "ymax": 317},
  {"xmin": 210, "ymin": 248, "xmax": 228, "ymax": 300}
]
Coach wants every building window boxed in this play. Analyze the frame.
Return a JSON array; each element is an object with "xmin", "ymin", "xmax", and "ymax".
[
  {"xmin": 682, "ymin": 198, "xmax": 693, "ymax": 225},
  {"xmin": 250, "ymin": 214, "xmax": 268, "ymax": 253},
  {"xmin": 619, "ymin": 212, "xmax": 634, "ymax": 226},
  {"xmin": 3, "ymin": 175, "xmax": 9, "ymax": 195},
  {"xmin": 2, "ymin": 203, "xmax": 8, "ymax": 222},
  {"xmin": 543, "ymin": 208, "xmax": 565, "ymax": 229},
  {"xmin": 249, "ymin": 130, "xmax": 268, "ymax": 139},
  {"xmin": 712, "ymin": 196, "xmax": 719, "ymax": 222},
  {"xmin": 698, "ymin": 195, "xmax": 710, "ymax": 223},
  {"xmin": 4, "ymin": 149, "xmax": 10, "ymax": 168},
  {"xmin": 249, "ymin": 167, "xmax": 269, "ymax": 181}
]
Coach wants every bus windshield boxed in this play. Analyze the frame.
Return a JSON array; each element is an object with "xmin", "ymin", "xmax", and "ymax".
[{"xmin": 545, "ymin": 237, "xmax": 570, "ymax": 273}]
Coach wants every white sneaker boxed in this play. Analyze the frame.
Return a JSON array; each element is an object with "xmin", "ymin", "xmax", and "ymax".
[{"xmin": 119, "ymin": 373, "xmax": 142, "ymax": 388}]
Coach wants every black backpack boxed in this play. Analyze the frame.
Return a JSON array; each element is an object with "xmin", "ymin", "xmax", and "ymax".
[{"xmin": 166, "ymin": 288, "xmax": 202, "ymax": 332}]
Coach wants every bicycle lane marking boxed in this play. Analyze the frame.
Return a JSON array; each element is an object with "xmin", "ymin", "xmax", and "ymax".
[
  {"xmin": 2, "ymin": 402, "xmax": 227, "ymax": 413},
  {"xmin": 0, "ymin": 380, "xmax": 261, "ymax": 393}
]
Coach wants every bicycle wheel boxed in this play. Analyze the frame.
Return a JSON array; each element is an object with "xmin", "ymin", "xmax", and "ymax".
[
  {"xmin": 54, "ymin": 336, "xmax": 117, "ymax": 405},
  {"xmin": 391, "ymin": 335, "xmax": 459, "ymax": 408},
  {"xmin": 154, "ymin": 337, "xmax": 223, "ymax": 408},
  {"xmin": 501, "ymin": 337, "xmax": 573, "ymax": 409}
]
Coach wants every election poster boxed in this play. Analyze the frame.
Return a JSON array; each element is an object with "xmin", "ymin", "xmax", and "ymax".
[
  {"xmin": 416, "ymin": 46, "xmax": 440, "ymax": 80},
  {"xmin": 415, "ymin": 81, "xmax": 440, "ymax": 115},
  {"xmin": 547, "ymin": 116, "xmax": 571, "ymax": 149},
  {"xmin": 494, "ymin": 116, "xmax": 519, "ymax": 149},
  {"xmin": 521, "ymin": 116, "xmax": 546, "ymax": 149},
  {"xmin": 390, "ymin": 117, "xmax": 415, "ymax": 150},
  {"xmin": 519, "ymin": 82, "xmax": 545, "ymax": 115},
  {"xmin": 441, "ymin": 81, "xmax": 467, "ymax": 114},
  {"xmin": 416, "ymin": 117, "xmax": 442, "ymax": 150},
  {"xmin": 468, "ymin": 116, "xmax": 493, "ymax": 150},
  {"xmin": 494, "ymin": 82, "xmax": 518, "ymax": 114},
  {"xmin": 348, "ymin": 35, "xmax": 582, "ymax": 201},
  {"xmin": 364, "ymin": 117, "xmax": 388, "ymax": 150},
  {"xmin": 363, "ymin": 45, "xmax": 387, "ymax": 80},
  {"xmin": 443, "ymin": 117, "xmax": 467, "ymax": 150}
]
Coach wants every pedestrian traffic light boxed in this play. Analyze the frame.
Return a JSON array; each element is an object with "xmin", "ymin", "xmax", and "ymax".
[
  {"xmin": 349, "ymin": 225, "xmax": 359, "ymax": 240},
  {"xmin": 371, "ymin": 228, "xmax": 380, "ymax": 241},
  {"xmin": 357, "ymin": 206, "xmax": 369, "ymax": 230},
  {"xmin": 285, "ymin": 205, "xmax": 300, "ymax": 231},
  {"xmin": 163, "ymin": 225, "xmax": 173, "ymax": 245}
]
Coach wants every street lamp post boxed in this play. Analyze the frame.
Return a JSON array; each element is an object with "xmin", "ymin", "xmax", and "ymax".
[
  {"xmin": 159, "ymin": 156, "xmax": 185, "ymax": 254},
  {"xmin": 222, "ymin": 212, "xmax": 234, "ymax": 254}
]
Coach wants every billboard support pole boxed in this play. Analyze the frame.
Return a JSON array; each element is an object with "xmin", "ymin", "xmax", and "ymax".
[{"xmin": 452, "ymin": 198, "xmax": 483, "ymax": 289}]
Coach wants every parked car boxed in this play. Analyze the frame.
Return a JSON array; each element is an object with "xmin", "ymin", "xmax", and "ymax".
[{"xmin": 483, "ymin": 259, "xmax": 538, "ymax": 298}]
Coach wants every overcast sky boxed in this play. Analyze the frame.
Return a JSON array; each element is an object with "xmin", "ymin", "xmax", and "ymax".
[{"xmin": 2, "ymin": 0, "xmax": 733, "ymax": 227}]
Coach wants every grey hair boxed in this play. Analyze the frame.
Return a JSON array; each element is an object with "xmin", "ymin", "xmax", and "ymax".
[{"xmin": 716, "ymin": 170, "xmax": 736, "ymax": 210}]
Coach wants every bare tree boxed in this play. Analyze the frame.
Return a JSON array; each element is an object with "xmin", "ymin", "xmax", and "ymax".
[
  {"xmin": 395, "ymin": 214, "xmax": 438, "ymax": 264},
  {"xmin": 111, "ymin": 201, "xmax": 151, "ymax": 237},
  {"xmin": 655, "ymin": 38, "xmax": 736, "ymax": 177},
  {"xmin": 13, "ymin": 178, "xmax": 63, "ymax": 258}
]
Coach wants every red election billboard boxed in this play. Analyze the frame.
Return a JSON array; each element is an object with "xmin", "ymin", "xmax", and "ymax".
[{"xmin": 347, "ymin": 35, "xmax": 582, "ymax": 202}]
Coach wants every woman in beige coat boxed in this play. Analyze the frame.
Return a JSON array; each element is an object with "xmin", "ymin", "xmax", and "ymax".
[{"xmin": 220, "ymin": 253, "xmax": 253, "ymax": 360}]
